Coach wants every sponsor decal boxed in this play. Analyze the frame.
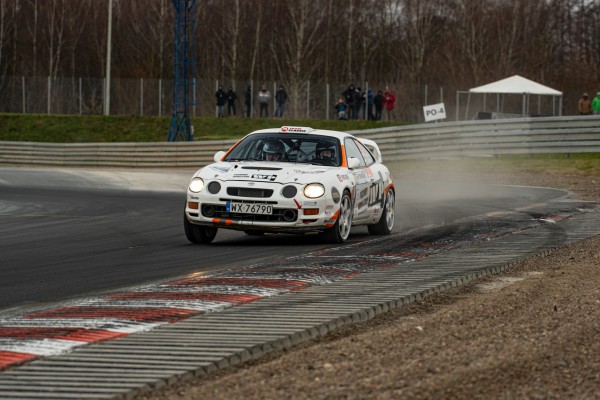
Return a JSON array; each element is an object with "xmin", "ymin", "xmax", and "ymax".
[
  {"xmin": 190, "ymin": 195, "xmax": 199, "ymax": 200},
  {"xmin": 210, "ymin": 165, "xmax": 231, "ymax": 173},
  {"xmin": 353, "ymin": 171, "xmax": 367, "ymax": 180},
  {"xmin": 337, "ymin": 175, "xmax": 344, "ymax": 182},
  {"xmin": 233, "ymin": 174, "xmax": 250, "ymax": 178},
  {"xmin": 303, "ymin": 201, "xmax": 318, "ymax": 207},
  {"xmin": 280, "ymin": 126, "xmax": 310, "ymax": 133},
  {"xmin": 325, "ymin": 205, "xmax": 334, "ymax": 210},
  {"xmin": 293, "ymin": 170, "xmax": 326, "ymax": 174},
  {"xmin": 251, "ymin": 174, "xmax": 277, "ymax": 181}
]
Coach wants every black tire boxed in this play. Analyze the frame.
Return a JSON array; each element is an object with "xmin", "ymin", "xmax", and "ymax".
[
  {"xmin": 319, "ymin": 191, "xmax": 353, "ymax": 244},
  {"xmin": 184, "ymin": 213, "xmax": 218, "ymax": 244},
  {"xmin": 368, "ymin": 189, "xmax": 395, "ymax": 235}
]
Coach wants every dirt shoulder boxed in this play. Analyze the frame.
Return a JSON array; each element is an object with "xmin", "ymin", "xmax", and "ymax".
[{"xmin": 139, "ymin": 171, "xmax": 600, "ymax": 400}]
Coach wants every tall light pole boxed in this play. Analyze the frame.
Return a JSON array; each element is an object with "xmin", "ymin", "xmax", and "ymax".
[{"xmin": 104, "ymin": 0, "xmax": 113, "ymax": 116}]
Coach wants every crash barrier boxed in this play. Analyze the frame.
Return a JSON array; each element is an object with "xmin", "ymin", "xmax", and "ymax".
[
  {"xmin": 0, "ymin": 115, "xmax": 598, "ymax": 167},
  {"xmin": 351, "ymin": 115, "xmax": 600, "ymax": 161}
]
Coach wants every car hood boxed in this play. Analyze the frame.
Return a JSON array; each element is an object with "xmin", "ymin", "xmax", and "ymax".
[{"xmin": 196, "ymin": 162, "xmax": 336, "ymax": 184}]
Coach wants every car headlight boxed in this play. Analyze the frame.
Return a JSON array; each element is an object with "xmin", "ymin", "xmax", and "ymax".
[
  {"xmin": 188, "ymin": 178, "xmax": 205, "ymax": 193},
  {"xmin": 303, "ymin": 183, "xmax": 325, "ymax": 198}
]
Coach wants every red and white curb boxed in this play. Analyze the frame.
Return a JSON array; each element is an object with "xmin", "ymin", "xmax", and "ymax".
[{"xmin": 0, "ymin": 210, "xmax": 582, "ymax": 371}]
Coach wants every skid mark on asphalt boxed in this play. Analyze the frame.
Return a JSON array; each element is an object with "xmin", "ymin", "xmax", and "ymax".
[{"xmin": 0, "ymin": 201, "xmax": 597, "ymax": 371}]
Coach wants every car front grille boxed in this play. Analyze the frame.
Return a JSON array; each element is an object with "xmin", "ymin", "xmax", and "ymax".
[{"xmin": 226, "ymin": 187, "xmax": 274, "ymax": 198}]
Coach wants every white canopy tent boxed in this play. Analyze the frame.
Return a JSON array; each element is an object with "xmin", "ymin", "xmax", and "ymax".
[{"xmin": 456, "ymin": 75, "xmax": 563, "ymax": 120}]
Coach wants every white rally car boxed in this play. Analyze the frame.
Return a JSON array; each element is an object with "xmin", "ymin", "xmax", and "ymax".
[{"xmin": 184, "ymin": 126, "xmax": 395, "ymax": 244}]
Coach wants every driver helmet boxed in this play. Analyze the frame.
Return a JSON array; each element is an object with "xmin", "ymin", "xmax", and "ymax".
[
  {"xmin": 262, "ymin": 140, "xmax": 285, "ymax": 161},
  {"xmin": 316, "ymin": 143, "xmax": 335, "ymax": 159}
]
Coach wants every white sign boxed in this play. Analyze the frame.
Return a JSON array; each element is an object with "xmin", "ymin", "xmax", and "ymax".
[{"xmin": 423, "ymin": 103, "xmax": 446, "ymax": 122}]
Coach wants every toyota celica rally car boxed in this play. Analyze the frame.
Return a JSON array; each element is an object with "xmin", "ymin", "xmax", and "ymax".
[{"xmin": 184, "ymin": 126, "xmax": 395, "ymax": 244}]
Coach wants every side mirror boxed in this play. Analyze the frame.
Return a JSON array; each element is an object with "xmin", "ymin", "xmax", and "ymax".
[
  {"xmin": 213, "ymin": 151, "xmax": 226, "ymax": 162},
  {"xmin": 347, "ymin": 157, "xmax": 361, "ymax": 169}
]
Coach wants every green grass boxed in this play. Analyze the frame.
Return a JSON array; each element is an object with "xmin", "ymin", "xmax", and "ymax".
[
  {"xmin": 0, "ymin": 113, "xmax": 405, "ymax": 143},
  {"xmin": 2, "ymin": 113, "xmax": 598, "ymax": 175}
]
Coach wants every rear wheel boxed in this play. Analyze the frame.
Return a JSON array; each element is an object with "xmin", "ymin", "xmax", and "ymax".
[
  {"xmin": 184, "ymin": 213, "xmax": 218, "ymax": 244},
  {"xmin": 368, "ymin": 189, "xmax": 395, "ymax": 235},
  {"xmin": 319, "ymin": 191, "xmax": 353, "ymax": 243}
]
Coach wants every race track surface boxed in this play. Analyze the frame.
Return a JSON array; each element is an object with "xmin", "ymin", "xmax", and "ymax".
[{"xmin": 1, "ymin": 167, "xmax": 598, "ymax": 398}]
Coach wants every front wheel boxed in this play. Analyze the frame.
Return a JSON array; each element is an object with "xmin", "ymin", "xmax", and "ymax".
[
  {"xmin": 184, "ymin": 213, "xmax": 218, "ymax": 244},
  {"xmin": 319, "ymin": 191, "xmax": 353, "ymax": 244},
  {"xmin": 368, "ymin": 189, "xmax": 395, "ymax": 235}
]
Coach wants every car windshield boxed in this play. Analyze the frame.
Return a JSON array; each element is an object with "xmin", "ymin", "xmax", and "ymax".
[{"xmin": 224, "ymin": 133, "xmax": 342, "ymax": 166}]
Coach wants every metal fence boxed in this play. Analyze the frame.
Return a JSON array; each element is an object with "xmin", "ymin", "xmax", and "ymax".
[
  {"xmin": 1, "ymin": 115, "xmax": 598, "ymax": 168},
  {"xmin": 1, "ymin": 76, "xmax": 585, "ymax": 122}
]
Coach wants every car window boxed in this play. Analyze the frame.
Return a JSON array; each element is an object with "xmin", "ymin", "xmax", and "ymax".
[
  {"xmin": 354, "ymin": 139, "xmax": 375, "ymax": 165},
  {"xmin": 344, "ymin": 138, "xmax": 367, "ymax": 167},
  {"xmin": 224, "ymin": 133, "xmax": 341, "ymax": 166}
]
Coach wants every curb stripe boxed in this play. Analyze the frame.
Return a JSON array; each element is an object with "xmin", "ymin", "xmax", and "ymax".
[
  {"xmin": 0, "ymin": 327, "xmax": 127, "ymax": 342},
  {"xmin": 23, "ymin": 307, "xmax": 198, "ymax": 323},
  {"xmin": 106, "ymin": 292, "xmax": 262, "ymax": 304},
  {"xmin": 0, "ymin": 351, "xmax": 36, "ymax": 366},
  {"xmin": 0, "ymin": 318, "xmax": 162, "ymax": 333}
]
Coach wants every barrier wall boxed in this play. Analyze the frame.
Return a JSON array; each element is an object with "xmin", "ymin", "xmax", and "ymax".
[{"xmin": 1, "ymin": 116, "xmax": 599, "ymax": 168}]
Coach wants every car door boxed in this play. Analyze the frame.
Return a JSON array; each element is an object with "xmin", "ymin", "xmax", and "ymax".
[{"xmin": 344, "ymin": 138, "xmax": 374, "ymax": 223}]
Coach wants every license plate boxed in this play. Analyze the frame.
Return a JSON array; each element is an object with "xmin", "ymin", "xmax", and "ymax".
[{"xmin": 226, "ymin": 202, "xmax": 273, "ymax": 215}]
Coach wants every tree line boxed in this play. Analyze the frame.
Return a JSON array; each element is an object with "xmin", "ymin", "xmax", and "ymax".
[{"xmin": 0, "ymin": 0, "xmax": 598, "ymax": 119}]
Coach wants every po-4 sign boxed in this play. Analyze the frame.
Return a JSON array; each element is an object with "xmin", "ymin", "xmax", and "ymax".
[{"xmin": 423, "ymin": 103, "xmax": 446, "ymax": 122}]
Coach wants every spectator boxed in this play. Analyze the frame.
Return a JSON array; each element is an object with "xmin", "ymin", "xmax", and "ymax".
[
  {"xmin": 258, "ymin": 84, "xmax": 271, "ymax": 118},
  {"xmin": 373, "ymin": 90, "xmax": 384, "ymax": 120},
  {"xmin": 215, "ymin": 85, "xmax": 226, "ymax": 118},
  {"xmin": 226, "ymin": 87, "xmax": 237, "ymax": 116},
  {"xmin": 334, "ymin": 98, "xmax": 348, "ymax": 120},
  {"xmin": 245, "ymin": 86, "xmax": 252, "ymax": 117},
  {"xmin": 365, "ymin": 88, "xmax": 374, "ymax": 120},
  {"xmin": 342, "ymin": 84, "xmax": 356, "ymax": 119},
  {"xmin": 353, "ymin": 86, "xmax": 362, "ymax": 120},
  {"xmin": 592, "ymin": 92, "xmax": 600, "ymax": 115},
  {"xmin": 383, "ymin": 88, "xmax": 396, "ymax": 121},
  {"xmin": 578, "ymin": 93, "xmax": 592, "ymax": 115},
  {"xmin": 275, "ymin": 85, "xmax": 288, "ymax": 118}
]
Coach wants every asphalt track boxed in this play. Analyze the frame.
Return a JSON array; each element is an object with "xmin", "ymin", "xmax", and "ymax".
[{"xmin": 1, "ymin": 167, "xmax": 599, "ymax": 399}]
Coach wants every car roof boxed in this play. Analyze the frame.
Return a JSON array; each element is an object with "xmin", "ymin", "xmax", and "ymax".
[{"xmin": 248, "ymin": 126, "xmax": 354, "ymax": 141}]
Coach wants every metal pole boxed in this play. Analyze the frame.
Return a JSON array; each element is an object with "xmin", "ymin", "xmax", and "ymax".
[
  {"xmin": 326, "ymin": 83, "xmax": 330, "ymax": 120},
  {"xmin": 158, "ymin": 79, "xmax": 162, "ymax": 116},
  {"xmin": 140, "ymin": 78, "xmax": 144, "ymax": 116},
  {"xmin": 79, "ymin": 77, "xmax": 82, "ymax": 115},
  {"xmin": 22, "ymin": 76, "xmax": 25, "ymax": 114},
  {"xmin": 306, "ymin": 80, "xmax": 310, "ymax": 119},
  {"xmin": 104, "ymin": 0, "xmax": 113, "ymax": 116},
  {"xmin": 47, "ymin": 76, "xmax": 51, "ymax": 114}
]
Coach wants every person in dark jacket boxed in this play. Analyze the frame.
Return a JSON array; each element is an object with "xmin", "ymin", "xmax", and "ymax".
[
  {"xmin": 275, "ymin": 85, "xmax": 288, "ymax": 118},
  {"xmin": 215, "ymin": 85, "xmax": 226, "ymax": 117},
  {"xmin": 374, "ymin": 90, "xmax": 384, "ymax": 120},
  {"xmin": 226, "ymin": 87, "xmax": 237, "ymax": 116},
  {"xmin": 342, "ymin": 84, "xmax": 356, "ymax": 119}
]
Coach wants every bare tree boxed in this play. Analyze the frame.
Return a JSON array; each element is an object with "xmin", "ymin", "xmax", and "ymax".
[{"xmin": 270, "ymin": 0, "xmax": 326, "ymax": 117}]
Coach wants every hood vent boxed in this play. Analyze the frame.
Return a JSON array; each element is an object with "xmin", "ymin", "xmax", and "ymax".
[{"xmin": 241, "ymin": 166, "xmax": 282, "ymax": 171}]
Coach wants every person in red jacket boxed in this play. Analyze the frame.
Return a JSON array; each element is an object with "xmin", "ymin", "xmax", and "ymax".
[{"xmin": 383, "ymin": 89, "xmax": 396, "ymax": 121}]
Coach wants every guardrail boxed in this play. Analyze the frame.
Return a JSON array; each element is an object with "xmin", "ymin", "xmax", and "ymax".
[{"xmin": 1, "ymin": 116, "xmax": 598, "ymax": 168}]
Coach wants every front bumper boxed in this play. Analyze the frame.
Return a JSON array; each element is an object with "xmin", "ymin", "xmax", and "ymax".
[{"xmin": 185, "ymin": 183, "xmax": 339, "ymax": 234}]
